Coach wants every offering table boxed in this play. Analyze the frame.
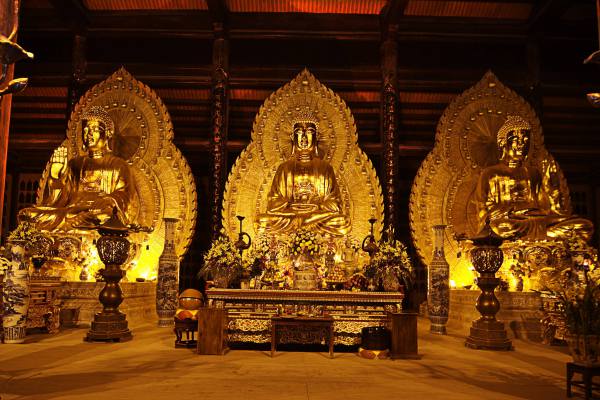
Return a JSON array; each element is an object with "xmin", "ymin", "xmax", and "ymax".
[{"xmin": 206, "ymin": 289, "xmax": 403, "ymax": 346}]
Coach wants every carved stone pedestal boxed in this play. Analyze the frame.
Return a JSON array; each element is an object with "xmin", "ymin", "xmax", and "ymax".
[
  {"xmin": 465, "ymin": 319, "xmax": 512, "ymax": 350},
  {"xmin": 465, "ymin": 275, "xmax": 512, "ymax": 351},
  {"xmin": 85, "ymin": 264, "xmax": 132, "ymax": 343},
  {"xmin": 86, "ymin": 311, "xmax": 132, "ymax": 342}
]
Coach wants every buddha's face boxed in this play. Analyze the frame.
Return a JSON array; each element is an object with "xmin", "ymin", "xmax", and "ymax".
[
  {"xmin": 502, "ymin": 128, "xmax": 530, "ymax": 164},
  {"xmin": 83, "ymin": 119, "xmax": 108, "ymax": 151},
  {"xmin": 293, "ymin": 122, "xmax": 317, "ymax": 154}
]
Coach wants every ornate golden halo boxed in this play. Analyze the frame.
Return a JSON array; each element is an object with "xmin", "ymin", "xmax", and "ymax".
[
  {"xmin": 222, "ymin": 69, "xmax": 384, "ymax": 245},
  {"xmin": 409, "ymin": 71, "xmax": 570, "ymax": 284},
  {"xmin": 38, "ymin": 68, "xmax": 197, "ymax": 279}
]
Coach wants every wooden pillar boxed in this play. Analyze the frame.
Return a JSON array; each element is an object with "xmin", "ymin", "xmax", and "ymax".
[
  {"xmin": 526, "ymin": 35, "xmax": 543, "ymax": 118},
  {"xmin": 66, "ymin": 32, "xmax": 87, "ymax": 119},
  {"xmin": 209, "ymin": 23, "xmax": 230, "ymax": 240},
  {"xmin": 0, "ymin": 1, "xmax": 17, "ymax": 238},
  {"xmin": 380, "ymin": 25, "xmax": 400, "ymax": 236}
]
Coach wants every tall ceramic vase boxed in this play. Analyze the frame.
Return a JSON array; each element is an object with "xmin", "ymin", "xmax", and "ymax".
[
  {"xmin": 2, "ymin": 241, "xmax": 30, "ymax": 344},
  {"xmin": 156, "ymin": 218, "xmax": 180, "ymax": 327},
  {"xmin": 428, "ymin": 225, "xmax": 450, "ymax": 335}
]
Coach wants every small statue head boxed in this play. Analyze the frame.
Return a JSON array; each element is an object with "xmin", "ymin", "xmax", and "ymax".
[
  {"xmin": 81, "ymin": 106, "xmax": 115, "ymax": 153},
  {"xmin": 291, "ymin": 110, "xmax": 319, "ymax": 158},
  {"xmin": 497, "ymin": 115, "xmax": 531, "ymax": 166}
]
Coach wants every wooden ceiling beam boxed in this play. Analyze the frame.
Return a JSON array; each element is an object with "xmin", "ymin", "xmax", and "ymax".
[
  {"xmin": 48, "ymin": 0, "xmax": 90, "ymax": 33},
  {"xmin": 528, "ymin": 0, "xmax": 572, "ymax": 32},
  {"xmin": 20, "ymin": 10, "xmax": 594, "ymax": 43},
  {"xmin": 380, "ymin": 0, "xmax": 409, "ymax": 32},
  {"xmin": 206, "ymin": 0, "xmax": 228, "ymax": 26}
]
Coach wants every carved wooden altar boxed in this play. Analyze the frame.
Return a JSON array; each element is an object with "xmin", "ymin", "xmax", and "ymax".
[
  {"xmin": 207, "ymin": 289, "xmax": 403, "ymax": 346},
  {"xmin": 26, "ymin": 277, "xmax": 62, "ymax": 333}
]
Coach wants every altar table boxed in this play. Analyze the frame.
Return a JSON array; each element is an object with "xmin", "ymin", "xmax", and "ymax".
[
  {"xmin": 206, "ymin": 289, "xmax": 404, "ymax": 345},
  {"xmin": 271, "ymin": 316, "xmax": 334, "ymax": 358}
]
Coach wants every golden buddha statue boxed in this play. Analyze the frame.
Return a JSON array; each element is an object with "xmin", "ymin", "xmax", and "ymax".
[
  {"xmin": 475, "ymin": 115, "xmax": 593, "ymax": 241},
  {"xmin": 257, "ymin": 112, "xmax": 350, "ymax": 236},
  {"xmin": 19, "ymin": 106, "xmax": 138, "ymax": 232}
]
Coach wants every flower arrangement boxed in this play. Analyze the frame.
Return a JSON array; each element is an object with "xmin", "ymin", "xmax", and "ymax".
[
  {"xmin": 288, "ymin": 228, "xmax": 322, "ymax": 257},
  {"xmin": 242, "ymin": 235, "xmax": 270, "ymax": 278},
  {"xmin": 199, "ymin": 234, "xmax": 242, "ymax": 285},
  {"xmin": 540, "ymin": 252, "xmax": 600, "ymax": 364},
  {"xmin": 364, "ymin": 228, "xmax": 413, "ymax": 292},
  {"xmin": 556, "ymin": 271, "xmax": 600, "ymax": 336},
  {"xmin": 568, "ymin": 237, "xmax": 598, "ymax": 272},
  {"xmin": 7, "ymin": 220, "xmax": 44, "ymax": 249}
]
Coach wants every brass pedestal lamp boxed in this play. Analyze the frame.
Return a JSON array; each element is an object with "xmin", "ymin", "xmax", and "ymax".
[
  {"xmin": 464, "ymin": 222, "xmax": 512, "ymax": 351},
  {"xmin": 85, "ymin": 209, "xmax": 132, "ymax": 342}
]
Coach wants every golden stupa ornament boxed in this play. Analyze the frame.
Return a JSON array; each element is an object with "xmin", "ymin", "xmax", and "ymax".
[
  {"xmin": 36, "ymin": 68, "xmax": 197, "ymax": 280},
  {"xmin": 222, "ymin": 69, "xmax": 384, "ymax": 244},
  {"xmin": 409, "ymin": 71, "xmax": 580, "ymax": 286}
]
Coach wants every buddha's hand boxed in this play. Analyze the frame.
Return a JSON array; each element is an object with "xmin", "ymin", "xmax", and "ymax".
[
  {"xmin": 510, "ymin": 208, "xmax": 546, "ymax": 218},
  {"xmin": 49, "ymin": 146, "xmax": 68, "ymax": 179},
  {"xmin": 90, "ymin": 196, "xmax": 117, "ymax": 215},
  {"xmin": 290, "ymin": 203, "xmax": 318, "ymax": 214}
]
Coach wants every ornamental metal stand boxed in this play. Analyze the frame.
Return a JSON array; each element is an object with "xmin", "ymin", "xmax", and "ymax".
[
  {"xmin": 464, "ymin": 222, "xmax": 512, "ymax": 350},
  {"xmin": 85, "ymin": 209, "xmax": 132, "ymax": 342}
]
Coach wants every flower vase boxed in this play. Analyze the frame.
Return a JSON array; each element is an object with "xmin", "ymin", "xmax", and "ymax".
[
  {"xmin": 293, "ymin": 251, "xmax": 318, "ymax": 291},
  {"xmin": 382, "ymin": 267, "xmax": 400, "ymax": 292},
  {"xmin": 2, "ymin": 241, "xmax": 31, "ymax": 344},
  {"xmin": 156, "ymin": 218, "xmax": 180, "ymax": 328},
  {"xmin": 428, "ymin": 225, "xmax": 450, "ymax": 335},
  {"xmin": 214, "ymin": 272, "xmax": 230, "ymax": 289},
  {"xmin": 515, "ymin": 277, "xmax": 524, "ymax": 292}
]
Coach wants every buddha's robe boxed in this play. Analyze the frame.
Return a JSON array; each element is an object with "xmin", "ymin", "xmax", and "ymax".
[
  {"xmin": 20, "ymin": 154, "xmax": 137, "ymax": 232},
  {"xmin": 258, "ymin": 158, "xmax": 350, "ymax": 236},
  {"xmin": 475, "ymin": 163, "xmax": 592, "ymax": 241}
]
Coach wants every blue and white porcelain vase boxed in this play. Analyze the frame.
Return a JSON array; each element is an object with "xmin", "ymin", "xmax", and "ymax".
[
  {"xmin": 2, "ymin": 241, "xmax": 31, "ymax": 344},
  {"xmin": 428, "ymin": 225, "xmax": 450, "ymax": 335}
]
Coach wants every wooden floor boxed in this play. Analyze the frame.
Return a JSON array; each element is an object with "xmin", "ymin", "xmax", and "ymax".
[{"xmin": 0, "ymin": 318, "xmax": 575, "ymax": 400}]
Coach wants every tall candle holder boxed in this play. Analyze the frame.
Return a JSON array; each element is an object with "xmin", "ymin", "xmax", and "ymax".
[
  {"xmin": 234, "ymin": 215, "xmax": 252, "ymax": 258},
  {"xmin": 362, "ymin": 218, "xmax": 379, "ymax": 259},
  {"xmin": 235, "ymin": 216, "xmax": 252, "ymax": 288}
]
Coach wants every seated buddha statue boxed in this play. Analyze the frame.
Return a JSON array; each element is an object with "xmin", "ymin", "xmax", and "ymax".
[
  {"xmin": 19, "ymin": 106, "xmax": 138, "ymax": 232},
  {"xmin": 474, "ymin": 115, "xmax": 593, "ymax": 241},
  {"xmin": 257, "ymin": 112, "xmax": 350, "ymax": 236}
]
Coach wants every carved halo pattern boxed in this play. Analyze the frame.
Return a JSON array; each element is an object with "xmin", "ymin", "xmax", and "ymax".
[
  {"xmin": 409, "ymin": 71, "xmax": 571, "ymax": 278},
  {"xmin": 37, "ymin": 68, "xmax": 197, "ymax": 275},
  {"xmin": 222, "ymin": 69, "xmax": 384, "ymax": 243}
]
